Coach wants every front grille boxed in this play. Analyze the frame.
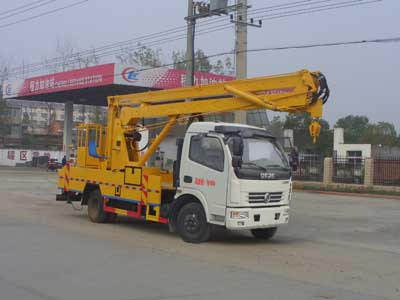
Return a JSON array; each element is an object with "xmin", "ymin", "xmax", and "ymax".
[{"xmin": 248, "ymin": 192, "xmax": 283, "ymax": 204}]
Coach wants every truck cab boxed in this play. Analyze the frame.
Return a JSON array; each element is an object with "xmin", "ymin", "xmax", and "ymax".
[{"xmin": 170, "ymin": 122, "xmax": 291, "ymax": 242}]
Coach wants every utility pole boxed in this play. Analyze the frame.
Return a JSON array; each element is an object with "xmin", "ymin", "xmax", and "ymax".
[
  {"xmin": 185, "ymin": 0, "xmax": 195, "ymax": 87},
  {"xmin": 234, "ymin": 0, "xmax": 248, "ymax": 123},
  {"xmin": 185, "ymin": 1, "xmax": 232, "ymax": 87},
  {"xmin": 232, "ymin": 0, "xmax": 263, "ymax": 125}
]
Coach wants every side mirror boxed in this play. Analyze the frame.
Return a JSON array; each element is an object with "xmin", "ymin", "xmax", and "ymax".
[
  {"xmin": 230, "ymin": 136, "xmax": 244, "ymax": 157},
  {"xmin": 289, "ymin": 148, "xmax": 299, "ymax": 171},
  {"xmin": 232, "ymin": 155, "xmax": 242, "ymax": 168}
]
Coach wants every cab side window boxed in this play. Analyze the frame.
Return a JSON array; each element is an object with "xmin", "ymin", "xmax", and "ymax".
[{"xmin": 189, "ymin": 135, "xmax": 224, "ymax": 172}]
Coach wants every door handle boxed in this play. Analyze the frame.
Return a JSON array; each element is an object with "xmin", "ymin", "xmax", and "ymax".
[{"xmin": 183, "ymin": 176, "xmax": 192, "ymax": 183}]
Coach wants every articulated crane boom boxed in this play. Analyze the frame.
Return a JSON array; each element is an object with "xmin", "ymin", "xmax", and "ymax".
[
  {"xmin": 58, "ymin": 69, "xmax": 329, "ymax": 243},
  {"xmin": 106, "ymin": 69, "xmax": 329, "ymax": 169}
]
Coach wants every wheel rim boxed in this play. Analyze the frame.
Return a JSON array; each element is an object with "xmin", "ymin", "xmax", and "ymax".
[{"xmin": 183, "ymin": 213, "xmax": 200, "ymax": 233}]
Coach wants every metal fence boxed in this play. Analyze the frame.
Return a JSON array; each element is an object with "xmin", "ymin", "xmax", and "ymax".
[
  {"xmin": 333, "ymin": 156, "xmax": 365, "ymax": 184},
  {"xmin": 373, "ymin": 157, "xmax": 400, "ymax": 186},
  {"xmin": 292, "ymin": 154, "xmax": 324, "ymax": 182}
]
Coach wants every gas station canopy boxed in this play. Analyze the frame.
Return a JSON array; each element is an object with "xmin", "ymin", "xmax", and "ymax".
[
  {"xmin": 3, "ymin": 63, "xmax": 234, "ymax": 105},
  {"xmin": 2, "ymin": 63, "xmax": 234, "ymax": 159}
]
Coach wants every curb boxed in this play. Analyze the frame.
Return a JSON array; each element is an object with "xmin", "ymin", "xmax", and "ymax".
[{"xmin": 293, "ymin": 189, "xmax": 400, "ymax": 200}]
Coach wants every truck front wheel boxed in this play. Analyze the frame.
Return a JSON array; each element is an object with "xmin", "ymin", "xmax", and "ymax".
[
  {"xmin": 87, "ymin": 189, "xmax": 108, "ymax": 223},
  {"xmin": 251, "ymin": 227, "xmax": 277, "ymax": 240},
  {"xmin": 177, "ymin": 202, "xmax": 210, "ymax": 243}
]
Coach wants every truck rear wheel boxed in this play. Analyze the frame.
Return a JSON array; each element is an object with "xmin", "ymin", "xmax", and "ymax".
[
  {"xmin": 87, "ymin": 189, "xmax": 108, "ymax": 223},
  {"xmin": 177, "ymin": 202, "xmax": 210, "ymax": 243},
  {"xmin": 251, "ymin": 227, "xmax": 277, "ymax": 240}
]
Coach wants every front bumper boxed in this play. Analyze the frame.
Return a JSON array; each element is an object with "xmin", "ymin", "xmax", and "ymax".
[{"xmin": 225, "ymin": 205, "xmax": 289, "ymax": 230}]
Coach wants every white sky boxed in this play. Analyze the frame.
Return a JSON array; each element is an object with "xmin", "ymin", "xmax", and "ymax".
[{"xmin": 1, "ymin": 0, "xmax": 399, "ymax": 129}]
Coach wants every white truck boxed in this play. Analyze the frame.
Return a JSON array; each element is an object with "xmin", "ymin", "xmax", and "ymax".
[{"xmin": 170, "ymin": 122, "xmax": 291, "ymax": 242}]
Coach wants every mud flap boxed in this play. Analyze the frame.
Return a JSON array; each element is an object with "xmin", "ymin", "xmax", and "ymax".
[{"xmin": 56, "ymin": 193, "xmax": 67, "ymax": 201}]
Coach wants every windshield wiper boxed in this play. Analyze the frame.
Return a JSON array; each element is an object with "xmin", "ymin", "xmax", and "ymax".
[
  {"xmin": 266, "ymin": 164, "xmax": 291, "ymax": 171},
  {"xmin": 241, "ymin": 162, "xmax": 267, "ymax": 170}
]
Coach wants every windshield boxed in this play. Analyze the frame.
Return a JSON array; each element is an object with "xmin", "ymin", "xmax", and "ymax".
[{"xmin": 241, "ymin": 137, "xmax": 289, "ymax": 170}]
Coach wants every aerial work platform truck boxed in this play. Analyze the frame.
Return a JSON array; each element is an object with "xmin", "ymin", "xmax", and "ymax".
[{"xmin": 57, "ymin": 70, "xmax": 329, "ymax": 243}]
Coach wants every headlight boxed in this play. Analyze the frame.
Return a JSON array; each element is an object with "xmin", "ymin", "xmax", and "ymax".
[{"xmin": 230, "ymin": 211, "xmax": 249, "ymax": 219}]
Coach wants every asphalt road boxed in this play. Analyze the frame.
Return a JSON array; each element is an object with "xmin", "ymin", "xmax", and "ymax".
[{"xmin": 0, "ymin": 167, "xmax": 399, "ymax": 300}]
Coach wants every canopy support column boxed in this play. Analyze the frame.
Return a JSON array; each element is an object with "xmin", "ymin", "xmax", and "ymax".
[{"xmin": 63, "ymin": 101, "xmax": 74, "ymax": 160}]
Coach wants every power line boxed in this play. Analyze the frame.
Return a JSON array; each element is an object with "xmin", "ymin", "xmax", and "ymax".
[
  {"xmin": 188, "ymin": 0, "xmax": 382, "ymax": 43},
  {"xmin": 249, "ymin": 0, "xmax": 332, "ymax": 13},
  {"xmin": 6, "ymin": 0, "xmax": 358, "ymax": 73},
  {"xmin": 75, "ymin": 1, "xmax": 338, "ymax": 53},
  {"xmin": 244, "ymin": 37, "xmax": 400, "ymax": 53},
  {"xmin": 246, "ymin": 0, "xmax": 363, "ymax": 15},
  {"xmin": 197, "ymin": 0, "xmax": 382, "ymax": 34},
  {"xmin": 255, "ymin": 0, "xmax": 383, "ymax": 20},
  {"xmin": 7, "ymin": 19, "xmax": 221, "ymax": 74},
  {"xmin": 246, "ymin": 0, "xmax": 339, "ymax": 17},
  {"xmin": 7, "ymin": 0, "xmax": 377, "ymax": 75},
  {"xmin": 0, "ymin": 0, "xmax": 56, "ymax": 22},
  {"xmin": 136, "ymin": 36, "xmax": 399, "ymax": 73},
  {"xmin": 8, "ymin": 12, "xmax": 237, "ymax": 73},
  {"xmin": 54, "ymin": 1, "xmax": 334, "ymax": 57},
  {"xmin": 7, "ymin": 0, "xmax": 382, "ymax": 77},
  {"xmin": 153, "ymin": 0, "xmax": 381, "ymax": 46},
  {"xmin": 167, "ymin": 36, "xmax": 400, "ymax": 67},
  {"xmin": 4, "ymin": 36, "xmax": 399, "ymax": 98},
  {"xmin": 0, "ymin": 0, "xmax": 49, "ymax": 16},
  {"xmin": 0, "ymin": 0, "xmax": 88, "ymax": 29}
]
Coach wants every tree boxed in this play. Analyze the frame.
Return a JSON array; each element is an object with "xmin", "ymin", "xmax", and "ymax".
[
  {"xmin": 116, "ymin": 44, "xmax": 163, "ymax": 67},
  {"xmin": 0, "ymin": 92, "xmax": 9, "ymax": 136},
  {"xmin": 212, "ymin": 56, "xmax": 234, "ymax": 76},
  {"xmin": 268, "ymin": 115, "xmax": 284, "ymax": 137},
  {"xmin": 224, "ymin": 56, "xmax": 234, "ymax": 76},
  {"xmin": 172, "ymin": 49, "xmax": 233, "ymax": 74},
  {"xmin": 335, "ymin": 115, "xmax": 399, "ymax": 146},
  {"xmin": 21, "ymin": 134, "xmax": 34, "ymax": 146},
  {"xmin": 46, "ymin": 103, "xmax": 57, "ymax": 134},
  {"xmin": 335, "ymin": 115, "xmax": 369, "ymax": 144},
  {"xmin": 212, "ymin": 59, "xmax": 224, "ymax": 75},
  {"xmin": 361, "ymin": 122, "xmax": 398, "ymax": 146},
  {"xmin": 172, "ymin": 50, "xmax": 187, "ymax": 70},
  {"xmin": 93, "ymin": 106, "xmax": 106, "ymax": 124},
  {"xmin": 284, "ymin": 113, "xmax": 333, "ymax": 155},
  {"xmin": 77, "ymin": 48, "xmax": 99, "ymax": 68},
  {"xmin": 194, "ymin": 49, "xmax": 212, "ymax": 73},
  {"xmin": 0, "ymin": 63, "xmax": 10, "ymax": 136},
  {"xmin": 77, "ymin": 104, "xmax": 86, "ymax": 122},
  {"xmin": 315, "ymin": 120, "xmax": 334, "ymax": 156},
  {"xmin": 42, "ymin": 40, "xmax": 100, "ymax": 73},
  {"xmin": 172, "ymin": 49, "xmax": 212, "ymax": 72},
  {"xmin": 55, "ymin": 39, "xmax": 76, "ymax": 71},
  {"xmin": 21, "ymin": 110, "xmax": 33, "ymax": 135}
]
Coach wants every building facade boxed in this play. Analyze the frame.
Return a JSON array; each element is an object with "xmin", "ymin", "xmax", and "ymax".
[{"xmin": 5, "ymin": 99, "xmax": 107, "ymax": 140}]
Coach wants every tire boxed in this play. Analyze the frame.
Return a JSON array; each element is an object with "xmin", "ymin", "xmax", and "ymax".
[
  {"xmin": 251, "ymin": 227, "xmax": 277, "ymax": 240},
  {"xmin": 177, "ymin": 202, "xmax": 210, "ymax": 243},
  {"xmin": 87, "ymin": 189, "xmax": 107, "ymax": 223}
]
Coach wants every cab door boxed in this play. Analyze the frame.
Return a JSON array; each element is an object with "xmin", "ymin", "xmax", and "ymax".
[{"xmin": 180, "ymin": 134, "xmax": 229, "ymax": 218}]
